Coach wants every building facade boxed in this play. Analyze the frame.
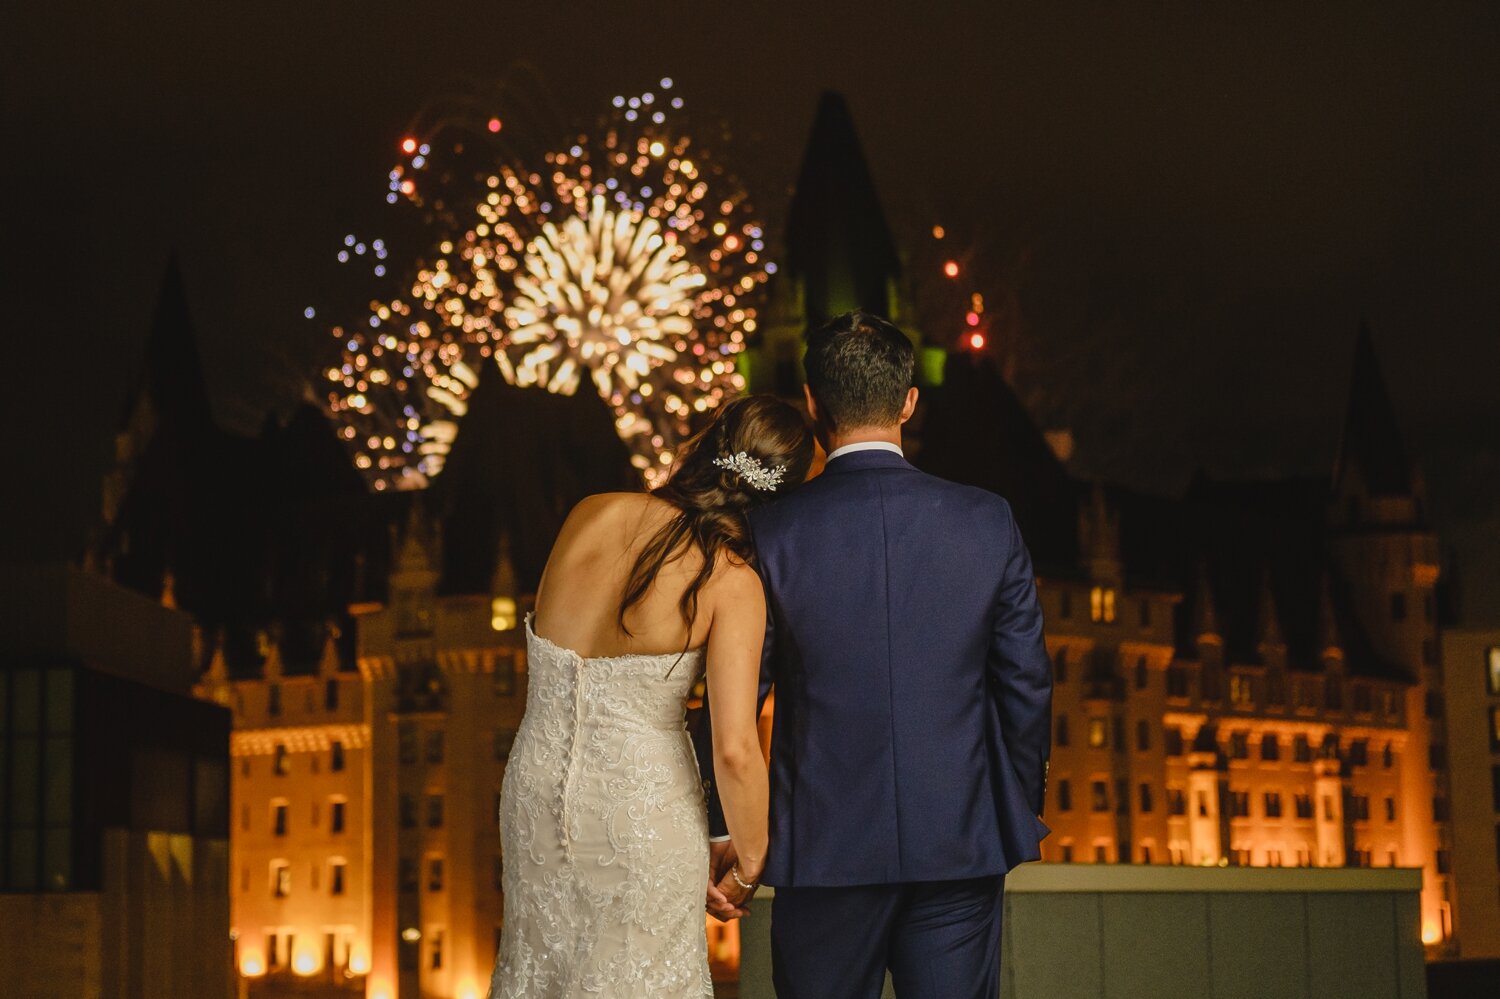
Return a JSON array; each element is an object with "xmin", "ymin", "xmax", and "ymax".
[
  {"xmin": 0, "ymin": 563, "xmax": 233, "ymax": 999},
  {"xmin": 1440, "ymin": 627, "xmax": 1500, "ymax": 957},
  {"xmin": 1025, "ymin": 329, "xmax": 1456, "ymax": 954}
]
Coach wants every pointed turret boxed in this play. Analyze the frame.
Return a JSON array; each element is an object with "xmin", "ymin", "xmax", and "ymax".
[
  {"xmin": 784, "ymin": 92, "xmax": 902, "ymax": 325},
  {"xmin": 121, "ymin": 255, "xmax": 217, "ymax": 434},
  {"xmin": 393, "ymin": 499, "xmax": 441, "ymax": 576},
  {"xmin": 317, "ymin": 625, "xmax": 343, "ymax": 676},
  {"xmin": 1333, "ymin": 323, "xmax": 1412, "ymax": 500},
  {"xmin": 1079, "ymin": 481, "xmax": 1122, "ymax": 588},
  {"xmin": 1256, "ymin": 568, "xmax": 1284, "ymax": 650},
  {"xmin": 1318, "ymin": 574, "xmax": 1344, "ymax": 661},
  {"xmin": 1194, "ymin": 563, "xmax": 1221, "ymax": 643}
]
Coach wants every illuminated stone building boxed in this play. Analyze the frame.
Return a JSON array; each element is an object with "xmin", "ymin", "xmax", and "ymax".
[
  {"xmin": 82, "ymin": 94, "xmax": 1490, "ymax": 994},
  {"xmin": 1440, "ymin": 627, "xmax": 1500, "ymax": 957},
  {"xmin": 915, "ymin": 325, "xmax": 1458, "ymax": 954},
  {"xmin": 197, "ymin": 509, "xmax": 528, "ymax": 998}
]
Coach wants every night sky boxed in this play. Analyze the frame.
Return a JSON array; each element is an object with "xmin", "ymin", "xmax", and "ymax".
[{"xmin": 4, "ymin": 1, "xmax": 1498, "ymax": 616}]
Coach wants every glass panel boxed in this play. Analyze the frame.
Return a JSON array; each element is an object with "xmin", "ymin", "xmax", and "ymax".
[
  {"xmin": 9, "ymin": 827, "xmax": 38, "ymax": 889},
  {"xmin": 45, "ymin": 669, "xmax": 73, "ymax": 733},
  {"xmin": 10, "ymin": 738, "xmax": 39, "ymax": 824},
  {"xmin": 42, "ymin": 828, "xmax": 70, "ymax": 890},
  {"xmin": 43, "ymin": 738, "xmax": 71, "ymax": 824},
  {"xmin": 11, "ymin": 670, "xmax": 40, "ymax": 736}
]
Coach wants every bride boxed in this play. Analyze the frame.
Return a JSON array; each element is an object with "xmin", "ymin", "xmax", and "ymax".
[{"xmin": 487, "ymin": 395, "xmax": 815, "ymax": 998}]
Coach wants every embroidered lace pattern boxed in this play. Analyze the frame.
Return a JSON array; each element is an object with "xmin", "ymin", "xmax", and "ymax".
[{"xmin": 487, "ymin": 616, "xmax": 713, "ymax": 998}]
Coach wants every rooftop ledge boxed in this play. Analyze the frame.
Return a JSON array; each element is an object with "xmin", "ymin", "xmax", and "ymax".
[{"xmin": 1002, "ymin": 862, "xmax": 1423, "ymax": 893}]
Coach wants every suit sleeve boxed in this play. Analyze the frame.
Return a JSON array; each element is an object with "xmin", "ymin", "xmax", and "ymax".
[
  {"xmin": 988, "ymin": 501, "xmax": 1053, "ymax": 817},
  {"xmin": 694, "ymin": 551, "xmax": 778, "ymax": 839}
]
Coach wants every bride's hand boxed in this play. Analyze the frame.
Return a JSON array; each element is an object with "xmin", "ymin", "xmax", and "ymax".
[{"xmin": 709, "ymin": 863, "xmax": 759, "ymax": 920}]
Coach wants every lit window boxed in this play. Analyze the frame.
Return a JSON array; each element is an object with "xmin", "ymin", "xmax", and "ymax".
[
  {"xmin": 1488, "ymin": 648, "xmax": 1500, "ymax": 696},
  {"xmin": 1087, "ymin": 718, "xmax": 1107, "ymax": 748},
  {"xmin": 1090, "ymin": 587, "xmax": 1118, "ymax": 623},
  {"xmin": 492, "ymin": 596, "xmax": 518, "ymax": 632},
  {"xmin": 1229, "ymin": 675, "xmax": 1254, "ymax": 708}
]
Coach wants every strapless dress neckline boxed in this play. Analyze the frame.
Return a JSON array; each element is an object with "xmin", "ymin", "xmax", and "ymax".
[{"xmin": 524, "ymin": 612, "xmax": 705, "ymax": 664}]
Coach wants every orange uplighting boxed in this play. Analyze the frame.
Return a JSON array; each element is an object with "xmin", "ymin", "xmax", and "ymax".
[
  {"xmin": 293, "ymin": 949, "xmax": 318, "ymax": 975},
  {"xmin": 943, "ymin": 260, "xmax": 960, "ymax": 278},
  {"xmin": 240, "ymin": 951, "xmax": 266, "ymax": 977},
  {"xmin": 348, "ymin": 947, "xmax": 371, "ymax": 975},
  {"xmin": 1422, "ymin": 922, "xmax": 1441, "ymax": 945},
  {"xmin": 967, "ymin": 332, "xmax": 986, "ymax": 350},
  {"xmin": 401, "ymin": 137, "xmax": 418, "ymax": 154},
  {"xmin": 488, "ymin": 117, "xmax": 503, "ymax": 133}
]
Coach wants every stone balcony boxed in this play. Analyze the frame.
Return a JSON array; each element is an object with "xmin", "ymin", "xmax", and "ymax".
[{"xmin": 739, "ymin": 864, "xmax": 1425, "ymax": 999}]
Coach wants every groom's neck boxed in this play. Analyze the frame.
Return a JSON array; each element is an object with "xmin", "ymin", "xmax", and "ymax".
[{"xmin": 824, "ymin": 425, "xmax": 904, "ymax": 454}]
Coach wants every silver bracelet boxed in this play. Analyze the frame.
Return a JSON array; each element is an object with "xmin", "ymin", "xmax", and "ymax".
[{"xmin": 729, "ymin": 865, "xmax": 758, "ymax": 891}]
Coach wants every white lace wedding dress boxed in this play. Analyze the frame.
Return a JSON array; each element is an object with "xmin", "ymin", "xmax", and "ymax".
[{"xmin": 487, "ymin": 615, "xmax": 714, "ymax": 998}]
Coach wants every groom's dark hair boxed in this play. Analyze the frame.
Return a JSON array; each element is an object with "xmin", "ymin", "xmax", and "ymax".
[{"xmin": 803, "ymin": 310, "xmax": 915, "ymax": 430}]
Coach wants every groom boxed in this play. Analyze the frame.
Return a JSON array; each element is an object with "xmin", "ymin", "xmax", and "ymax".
[{"xmin": 698, "ymin": 311, "xmax": 1053, "ymax": 998}]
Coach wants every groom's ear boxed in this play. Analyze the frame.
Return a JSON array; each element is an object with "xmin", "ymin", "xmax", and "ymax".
[
  {"xmin": 803, "ymin": 384, "xmax": 821, "ymax": 426},
  {"xmin": 898, "ymin": 386, "xmax": 919, "ymax": 424}
]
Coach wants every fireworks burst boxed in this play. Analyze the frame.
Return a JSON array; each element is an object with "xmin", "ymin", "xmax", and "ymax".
[{"xmin": 318, "ymin": 78, "xmax": 768, "ymax": 490}]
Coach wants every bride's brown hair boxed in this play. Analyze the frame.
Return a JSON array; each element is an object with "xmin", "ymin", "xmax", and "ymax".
[{"xmin": 618, "ymin": 394, "xmax": 814, "ymax": 640}]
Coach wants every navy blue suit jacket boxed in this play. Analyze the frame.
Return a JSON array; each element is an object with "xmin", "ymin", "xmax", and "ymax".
[{"xmin": 696, "ymin": 447, "xmax": 1052, "ymax": 888}]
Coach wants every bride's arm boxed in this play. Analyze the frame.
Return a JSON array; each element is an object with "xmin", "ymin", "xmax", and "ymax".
[{"xmin": 705, "ymin": 562, "xmax": 770, "ymax": 896}]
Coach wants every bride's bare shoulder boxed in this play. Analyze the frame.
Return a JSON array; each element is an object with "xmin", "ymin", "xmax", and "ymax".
[{"xmin": 560, "ymin": 492, "xmax": 672, "ymax": 535}]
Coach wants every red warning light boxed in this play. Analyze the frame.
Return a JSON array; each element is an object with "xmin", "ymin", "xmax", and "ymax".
[{"xmin": 488, "ymin": 117, "xmax": 503, "ymax": 133}]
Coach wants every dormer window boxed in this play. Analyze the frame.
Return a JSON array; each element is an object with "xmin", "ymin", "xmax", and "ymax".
[{"xmin": 1090, "ymin": 586, "xmax": 1117, "ymax": 624}]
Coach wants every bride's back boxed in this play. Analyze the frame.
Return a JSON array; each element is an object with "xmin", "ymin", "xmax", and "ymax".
[{"xmin": 533, "ymin": 491, "xmax": 713, "ymax": 659}]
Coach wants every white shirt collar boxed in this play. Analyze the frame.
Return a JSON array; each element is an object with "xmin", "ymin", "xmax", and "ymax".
[{"xmin": 826, "ymin": 440, "xmax": 905, "ymax": 462}]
